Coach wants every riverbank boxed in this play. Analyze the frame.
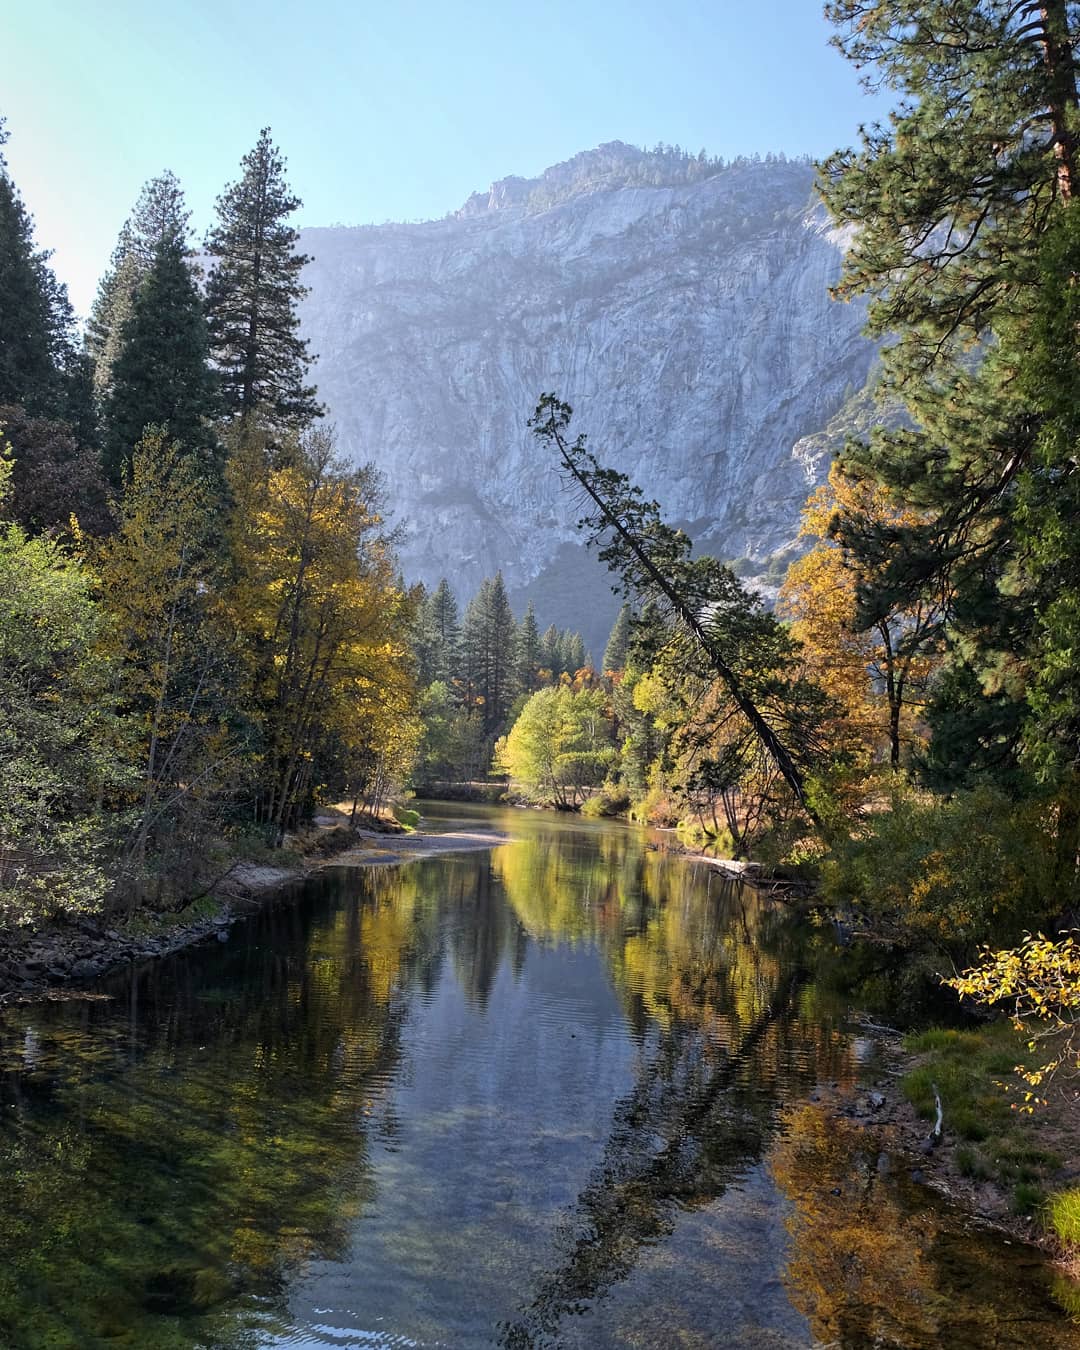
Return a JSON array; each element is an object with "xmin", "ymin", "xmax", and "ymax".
[
  {"xmin": 818, "ymin": 1019, "xmax": 1080, "ymax": 1278},
  {"xmin": 0, "ymin": 811, "xmax": 510, "ymax": 1007}
]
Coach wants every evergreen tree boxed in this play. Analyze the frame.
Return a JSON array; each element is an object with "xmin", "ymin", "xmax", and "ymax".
[
  {"xmin": 103, "ymin": 233, "xmax": 218, "ymax": 485},
  {"xmin": 86, "ymin": 226, "xmax": 142, "ymax": 399},
  {"xmin": 0, "ymin": 119, "xmax": 78, "ymax": 419},
  {"xmin": 205, "ymin": 129, "xmax": 320, "ymax": 432},
  {"xmin": 565, "ymin": 631, "xmax": 586, "ymax": 675},
  {"xmin": 539, "ymin": 623, "xmax": 561, "ymax": 676},
  {"xmin": 821, "ymin": 3, "xmax": 1080, "ymax": 794},
  {"xmin": 515, "ymin": 601, "xmax": 541, "ymax": 690},
  {"xmin": 427, "ymin": 578, "xmax": 461, "ymax": 685},
  {"xmin": 87, "ymin": 172, "xmax": 193, "ymax": 399},
  {"xmin": 602, "ymin": 603, "xmax": 632, "ymax": 674},
  {"xmin": 461, "ymin": 572, "xmax": 518, "ymax": 735}
]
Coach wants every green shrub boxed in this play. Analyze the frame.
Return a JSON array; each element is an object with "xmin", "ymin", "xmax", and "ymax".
[
  {"xmin": 955, "ymin": 1145, "xmax": 993, "ymax": 1180},
  {"xmin": 821, "ymin": 783, "xmax": 1058, "ymax": 954},
  {"xmin": 581, "ymin": 783, "xmax": 632, "ymax": 818}
]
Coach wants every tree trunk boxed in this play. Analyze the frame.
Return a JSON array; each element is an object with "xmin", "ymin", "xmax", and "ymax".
[{"xmin": 1040, "ymin": 2, "xmax": 1079, "ymax": 203}]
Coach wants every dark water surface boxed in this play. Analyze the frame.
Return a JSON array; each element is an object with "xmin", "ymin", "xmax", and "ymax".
[{"xmin": 0, "ymin": 805, "xmax": 1075, "ymax": 1349}]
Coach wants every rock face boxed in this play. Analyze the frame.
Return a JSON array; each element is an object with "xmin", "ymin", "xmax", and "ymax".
[{"xmin": 297, "ymin": 143, "xmax": 875, "ymax": 656}]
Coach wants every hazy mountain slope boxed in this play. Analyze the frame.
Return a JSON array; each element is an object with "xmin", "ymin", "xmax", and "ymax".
[{"xmin": 297, "ymin": 143, "xmax": 875, "ymax": 658}]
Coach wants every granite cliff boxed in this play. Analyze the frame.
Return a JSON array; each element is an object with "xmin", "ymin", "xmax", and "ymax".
[{"xmin": 297, "ymin": 143, "xmax": 875, "ymax": 657}]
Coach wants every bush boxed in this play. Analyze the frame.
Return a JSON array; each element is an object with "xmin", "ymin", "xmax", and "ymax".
[
  {"xmin": 581, "ymin": 784, "xmax": 631, "ymax": 818},
  {"xmin": 629, "ymin": 783, "xmax": 680, "ymax": 827},
  {"xmin": 821, "ymin": 783, "xmax": 1059, "ymax": 954}
]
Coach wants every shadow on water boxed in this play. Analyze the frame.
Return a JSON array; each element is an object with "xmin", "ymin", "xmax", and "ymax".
[{"xmin": 0, "ymin": 803, "xmax": 1073, "ymax": 1347}]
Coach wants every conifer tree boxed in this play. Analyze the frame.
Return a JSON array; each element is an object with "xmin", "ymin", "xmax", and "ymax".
[
  {"xmin": 603, "ymin": 603, "xmax": 632, "ymax": 674},
  {"xmin": 204, "ymin": 129, "xmax": 320, "ymax": 432},
  {"xmin": 822, "ymin": 3, "xmax": 1080, "ymax": 792},
  {"xmin": 516, "ymin": 601, "xmax": 541, "ymax": 690},
  {"xmin": 540, "ymin": 624, "xmax": 561, "ymax": 676},
  {"xmin": 564, "ymin": 631, "xmax": 586, "ymax": 675},
  {"xmin": 426, "ymin": 578, "xmax": 461, "ymax": 685},
  {"xmin": 87, "ymin": 172, "xmax": 193, "ymax": 399},
  {"xmin": 461, "ymin": 572, "xmax": 518, "ymax": 735},
  {"xmin": 103, "ymin": 233, "xmax": 218, "ymax": 485},
  {"xmin": 0, "ymin": 119, "xmax": 79, "ymax": 419}
]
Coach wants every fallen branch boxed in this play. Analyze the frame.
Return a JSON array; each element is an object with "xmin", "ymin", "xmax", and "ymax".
[{"xmin": 929, "ymin": 1081, "xmax": 944, "ymax": 1144}]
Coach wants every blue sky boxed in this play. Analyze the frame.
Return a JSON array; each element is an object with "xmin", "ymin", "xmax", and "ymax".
[{"xmin": 5, "ymin": 0, "xmax": 891, "ymax": 317}]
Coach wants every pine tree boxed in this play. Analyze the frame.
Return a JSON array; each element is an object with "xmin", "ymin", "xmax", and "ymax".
[
  {"xmin": 539, "ymin": 624, "xmax": 561, "ymax": 677},
  {"xmin": 602, "ymin": 603, "xmax": 632, "ymax": 674},
  {"xmin": 821, "ymin": 2, "xmax": 1080, "ymax": 793},
  {"xmin": 565, "ymin": 631, "xmax": 586, "ymax": 675},
  {"xmin": 461, "ymin": 572, "xmax": 518, "ymax": 735},
  {"xmin": 103, "ymin": 233, "xmax": 218, "ymax": 485},
  {"xmin": 205, "ymin": 129, "xmax": 320, "ymax": 432},
  {"xmin": 516, "ymin": 601, "xmax": 541, "ymax": 690},
  {"xmin": 426, "ymin": 577, "xmax": 461, "ymax": 685},
  {"xmin": 86, "ymin": 227, "xmax": 141, "ymax": 399},
  {"xmin": 87, "ymin": 172, "xmax": 193, "ymax": 399},
  {"xmin": 0, "ymin": 119, "xmax": 79, "ymax": 419}
]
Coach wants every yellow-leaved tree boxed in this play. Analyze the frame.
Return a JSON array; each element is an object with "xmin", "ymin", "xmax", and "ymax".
[
  {"xmin": 779, "ymin": 462, "xmax": 945, "ymax": 773},
  {"xmin": 93, "ymin": 428, "xmax": 241, "ymax": 894},
  {"xmin": 225, "ymin": 428, "xmax": 418, "ymax": 839}
]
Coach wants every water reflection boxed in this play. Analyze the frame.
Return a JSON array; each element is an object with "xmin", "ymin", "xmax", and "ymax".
[
  {"xmin": 771, "ymin": 1103, "xmax": 1076, "ymax": 1348},
  {"xmin": 0, "ymin": 806, "xmax": 1069, "ymax": 1348}
]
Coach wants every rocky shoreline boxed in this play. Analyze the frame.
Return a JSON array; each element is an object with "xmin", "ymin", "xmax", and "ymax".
[
  {"xmin": 819, "ymin": 1030, "xmax": 1080, "ymax": 1264},
  {"xmin": 0, "ymin": 820, "xmax": 509, "ymax": 1008}
]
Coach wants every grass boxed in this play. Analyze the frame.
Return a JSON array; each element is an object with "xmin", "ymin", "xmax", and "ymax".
[
  {"xmin": 901, "ymin": 1021, "xmax": 1067, "ymax": 1217},
  {"xmin": 117, "ymin": 892, "xmax": 223, "ymax": 938},
  {"xmin": 902, "ymin": 1023, "xmax": 1017, "ymax": 1141},
  {"xmin": 1048, "ymin": 1189, "xmax": 1080, "ymax": 1249}
]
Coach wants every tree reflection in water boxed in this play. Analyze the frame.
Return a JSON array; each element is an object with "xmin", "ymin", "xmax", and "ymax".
[{"xmin": 0, "ymin": 814, "xmax": 1070, "ymax": 1348}]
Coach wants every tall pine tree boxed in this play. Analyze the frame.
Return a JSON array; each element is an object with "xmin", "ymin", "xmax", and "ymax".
[
  {"xmin": 602, "ymin": 604, "xmax": 632, "ymax": 674},
  {"xmin": 821, "ymin": 2, "xmax": 1080, "ymax": 791},
  {"xmin": 461, "ymin": 572, "xmax": 518, "ymax": 735},
  {"xmin": 87, "ymin": 172, "xmax": 193, "ymax": 399},
  {"xmin": 515, "ymin": 601, "xmax": 541, "ymax": 691},
  {"xmin": 204, "ymin": 129, "xmax": 320, "ymax": 433},
  {"xmin": 0, "ymin": 119, "xmax": 79, "ymax": 420},
  {"xmin": 103, "ymin": 233, "xmax": 218, "ymax": 485},
  {"xmin": 426, "ymin": 578, "xmax": 461, "ymax": 685}
]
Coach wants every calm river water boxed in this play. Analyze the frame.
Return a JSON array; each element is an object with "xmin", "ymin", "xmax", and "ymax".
[{"xmin": 0, "ymin": 804, "xmax": 1075, "ymax": 1348}]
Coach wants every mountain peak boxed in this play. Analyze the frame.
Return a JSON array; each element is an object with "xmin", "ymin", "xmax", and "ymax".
[{"xmin": 455, "ymin": 141, "xmax": 806, "ymax": 217}]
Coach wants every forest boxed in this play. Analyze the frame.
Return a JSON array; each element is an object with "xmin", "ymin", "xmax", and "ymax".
[{"xmin": 2, "ymin": 0, "xmax": 1080, "ymax": 1209}]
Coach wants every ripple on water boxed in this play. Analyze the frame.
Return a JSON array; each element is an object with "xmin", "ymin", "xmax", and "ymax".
[{"xmin": 0, "ymin": 810, "xmax": 1072, "ymax": 1348}]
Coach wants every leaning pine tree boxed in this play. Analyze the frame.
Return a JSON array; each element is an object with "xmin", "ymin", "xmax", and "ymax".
[
  {"xmin": 530, "ymin": 395, "xmax": 834, "ymax": 828},
  {"xmin": 204, "ymin": 129, "xmax": 320, "ymax": 434}
]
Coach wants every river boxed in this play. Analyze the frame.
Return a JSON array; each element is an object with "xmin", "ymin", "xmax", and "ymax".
[{"xmin": 0, "ymin": 804, "xmax": 1073, "ymax": 1348}]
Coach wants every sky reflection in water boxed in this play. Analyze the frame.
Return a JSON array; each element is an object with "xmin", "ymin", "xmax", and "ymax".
[{"xmin": 0, "ymin": 804, "xmax": 1072, "ymax": 1348}]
